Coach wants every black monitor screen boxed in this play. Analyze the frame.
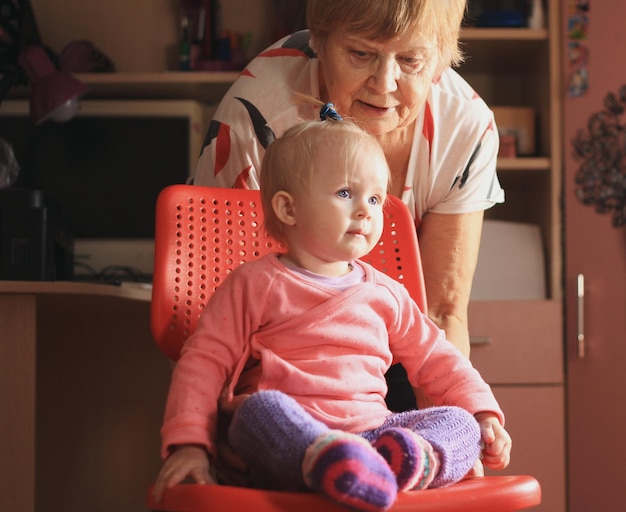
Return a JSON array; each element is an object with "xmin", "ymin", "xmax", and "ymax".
[{"xmin": 0, "ymin": 113, "xmax": 191, "ymax": 238}]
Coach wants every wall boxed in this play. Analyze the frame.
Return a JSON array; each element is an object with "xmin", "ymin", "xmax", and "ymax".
[{"xmin": 31, "ymin": 0, "xmax": 276, "ymax": 72}]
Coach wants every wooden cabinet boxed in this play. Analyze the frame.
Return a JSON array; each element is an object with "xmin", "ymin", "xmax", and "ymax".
[
  {"xmin": 487, "ymin": 386, "xmax": 565, "ymax": 512},
  {"xmin": 469, "ymin": 301, "xmax": 565, "ymax": 512},
  {"xmin": 0, "ymin": 284, "xmax": 169, "ymax": 512},
  {"xmin": 460, "ymin": 3, "xmax": 565, "ymax": 510},
  {"xmin": 459, "ymin": 22, "xmax": 562, "ymax": 300}
]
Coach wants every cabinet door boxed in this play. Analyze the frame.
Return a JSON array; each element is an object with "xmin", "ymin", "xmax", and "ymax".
[
  {"xmin": 562, "ymin": 2, "xmax": 626, "ymax": 510},
  {"xmin": 486, "ymin": 386, "xmax": 566, "ymax": 512},
  {"xmin": 468, "ymin": 300, "xmax": 563, "ymax": 385}
]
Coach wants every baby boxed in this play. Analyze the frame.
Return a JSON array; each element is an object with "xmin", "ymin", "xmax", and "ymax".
[{"xmin": 154, "ymin": 118, "xmax": 511, "ymax": 512}]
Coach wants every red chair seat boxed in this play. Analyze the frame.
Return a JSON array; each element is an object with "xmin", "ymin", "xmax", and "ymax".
[{"xmin": 147, "ymin": 476, "xmax": 541, "ymax": 512}]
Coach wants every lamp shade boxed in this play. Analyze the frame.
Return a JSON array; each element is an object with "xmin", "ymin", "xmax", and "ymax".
[{"xmin": 18, "ymin": 45, "xmax": 88, "ymax": 124}]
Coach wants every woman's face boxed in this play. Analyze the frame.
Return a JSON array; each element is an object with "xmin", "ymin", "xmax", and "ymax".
[{"xmin": 316, "ymin": 26, "xmax": 440, "ymax": 137}]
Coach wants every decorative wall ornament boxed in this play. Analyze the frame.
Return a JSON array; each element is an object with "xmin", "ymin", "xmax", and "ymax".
[{"xmin": 572, "ymin": 84, "xmax": 626, "ymax": 227}]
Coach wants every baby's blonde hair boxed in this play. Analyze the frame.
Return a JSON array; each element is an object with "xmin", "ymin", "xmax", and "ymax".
[
  {"xmin": 307, "ymin": 0, "xmax": 467, "ymax": 70},
  {"xmin": 260, "ymin": 120, "xmax": 389, "ymax": 244}
]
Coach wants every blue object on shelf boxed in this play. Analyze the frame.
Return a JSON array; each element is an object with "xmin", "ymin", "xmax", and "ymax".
[{"xmin": 476, "ymin": 10, "xmax": 526, "ymax": 28}]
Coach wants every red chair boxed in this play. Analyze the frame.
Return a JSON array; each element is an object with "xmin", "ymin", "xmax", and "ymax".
[{"xmin": 147, "ymin": 184, "xmax": 541, "ymax": 511}]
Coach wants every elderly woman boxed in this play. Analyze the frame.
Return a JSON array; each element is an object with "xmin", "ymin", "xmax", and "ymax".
[{"xmin": 193, "ymin": 0, "xmax": 504, "ymax": 408}]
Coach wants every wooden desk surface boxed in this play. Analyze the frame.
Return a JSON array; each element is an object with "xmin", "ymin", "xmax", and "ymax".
[{"xmin": 0, "ymin": 280, "xmax": 152, "ymax": 302}]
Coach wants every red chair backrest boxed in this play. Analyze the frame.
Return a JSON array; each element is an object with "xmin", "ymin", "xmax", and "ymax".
[{"xmin": 151, "ymin": 184, "xmax": 427, "ymax": 361}]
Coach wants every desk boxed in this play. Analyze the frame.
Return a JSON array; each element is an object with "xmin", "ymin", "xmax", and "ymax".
[{"xmin": 0, "ymin": 281, "xmax": 172, "ymax": 512}]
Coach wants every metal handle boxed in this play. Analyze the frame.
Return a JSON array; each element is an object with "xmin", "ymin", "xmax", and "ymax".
[{"xmin": 577, "ymin": 273, "xmax": 585, "ymax": 359}]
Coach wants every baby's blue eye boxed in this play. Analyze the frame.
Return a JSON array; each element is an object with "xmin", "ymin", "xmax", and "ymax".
[
  {"xmin": 368, "ymin": 196, "xmax": 379, "ymax": 205},
  {"xmin": 337, "ymin": 189, "xmax": 350, "ymax": 198}
]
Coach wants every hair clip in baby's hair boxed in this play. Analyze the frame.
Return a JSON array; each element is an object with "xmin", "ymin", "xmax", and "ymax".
[{"xmin": 319, "ymin": 103, "xmax": 343, "ymax": 121}]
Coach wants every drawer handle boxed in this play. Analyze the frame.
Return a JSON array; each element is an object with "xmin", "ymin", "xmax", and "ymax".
[
  {"xmin": 577, "ymin": 273, "xmax": 585, "ymax": 359},
  {"xmin": 470, "ymin": 336, "xmax": 492, "ymax": 346}
]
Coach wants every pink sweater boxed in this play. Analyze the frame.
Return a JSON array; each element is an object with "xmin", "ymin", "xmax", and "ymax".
[{"xmin": 160, "ymin": 254, "xmax": 503, "ymax": 458}]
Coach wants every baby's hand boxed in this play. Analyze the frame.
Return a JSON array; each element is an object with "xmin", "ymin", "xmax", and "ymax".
[
  {"xmin": 474, "ymin": 412, "xmax": 512, "ymax": 471},
  {"xmin": 153, "ymin": 445, "xmax": 216, "ymax": 503}
]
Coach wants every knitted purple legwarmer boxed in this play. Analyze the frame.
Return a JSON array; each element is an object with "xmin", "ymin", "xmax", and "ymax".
[
  {"xmin": 411, "ymin": 406, "xmax": 481, "ymax": 487},
  {"xmin": 371, "ymin": 427, "xmax": 438, "ymax": 491},
  {"xmin": 228, "ymin": 390, "xmax": 399, "ymax": 511},
  {"xmin": 363, "ymin": 406, "xmax": 481, "ymax": 488},
  {"xmin": 303, "ymin": 431, "xmax": 398, "ymax": 511},
  {"xmin": 227, "ymin": 390, "xmax": 328, "ymax": 491}
]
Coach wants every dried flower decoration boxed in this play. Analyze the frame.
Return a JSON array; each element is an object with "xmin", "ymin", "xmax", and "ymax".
[{"xmin": 573, "ymin": 84, "xmax": 626, "ymax": 227}]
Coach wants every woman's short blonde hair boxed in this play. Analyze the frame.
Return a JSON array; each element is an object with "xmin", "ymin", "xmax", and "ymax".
[
  {"xmin": 306, "ymin": 0, "xmax": 467, "ymax": 69},
  {"xmin": 260, "ymin": 120, "xmax": 389, "ymax": 244}
]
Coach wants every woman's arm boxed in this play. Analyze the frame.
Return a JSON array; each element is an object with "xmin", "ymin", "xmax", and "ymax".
[
  {"xmin": 417, "ymin": 210, "xmax": 484, "ymax": 358},
  {"xmin": 412, "ymin": 210, "xmax": 483, "ymax": 410}
]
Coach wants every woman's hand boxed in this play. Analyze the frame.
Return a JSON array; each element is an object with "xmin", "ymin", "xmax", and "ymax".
[
  {"xmin": 152, "ymin": 445, "xmax": 215, "ymax": 503},
  {"xmin": 475, "ymin": 412, "xmax": 512, "ymax": 471}
]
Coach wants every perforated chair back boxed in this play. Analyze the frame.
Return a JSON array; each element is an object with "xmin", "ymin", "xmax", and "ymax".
[{"xmin": 151, "ymin": 184, "xmax": 427, "ymax": 361}]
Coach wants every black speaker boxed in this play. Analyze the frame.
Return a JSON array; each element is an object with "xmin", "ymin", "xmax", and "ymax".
[{"xmin": 0, "ymin": 188, "xmax": 73, "ymax": 280}]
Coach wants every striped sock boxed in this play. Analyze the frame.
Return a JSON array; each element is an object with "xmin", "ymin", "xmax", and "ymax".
[
  {"xmin": 303, "ymin": 430, "xmax": 398, "ymax": 512},
  {"xmin": 372, "ymin": 427, "xmax": 439, "ymax": 491}
]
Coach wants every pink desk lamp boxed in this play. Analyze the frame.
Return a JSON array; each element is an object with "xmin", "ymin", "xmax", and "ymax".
[
  {"xmin": 0, "ymin": 0, "xmax": 87, "ymax": 124},
  {"xmin": 17, "ymin": 44, "xmax": 88, "ymax": 124}
]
